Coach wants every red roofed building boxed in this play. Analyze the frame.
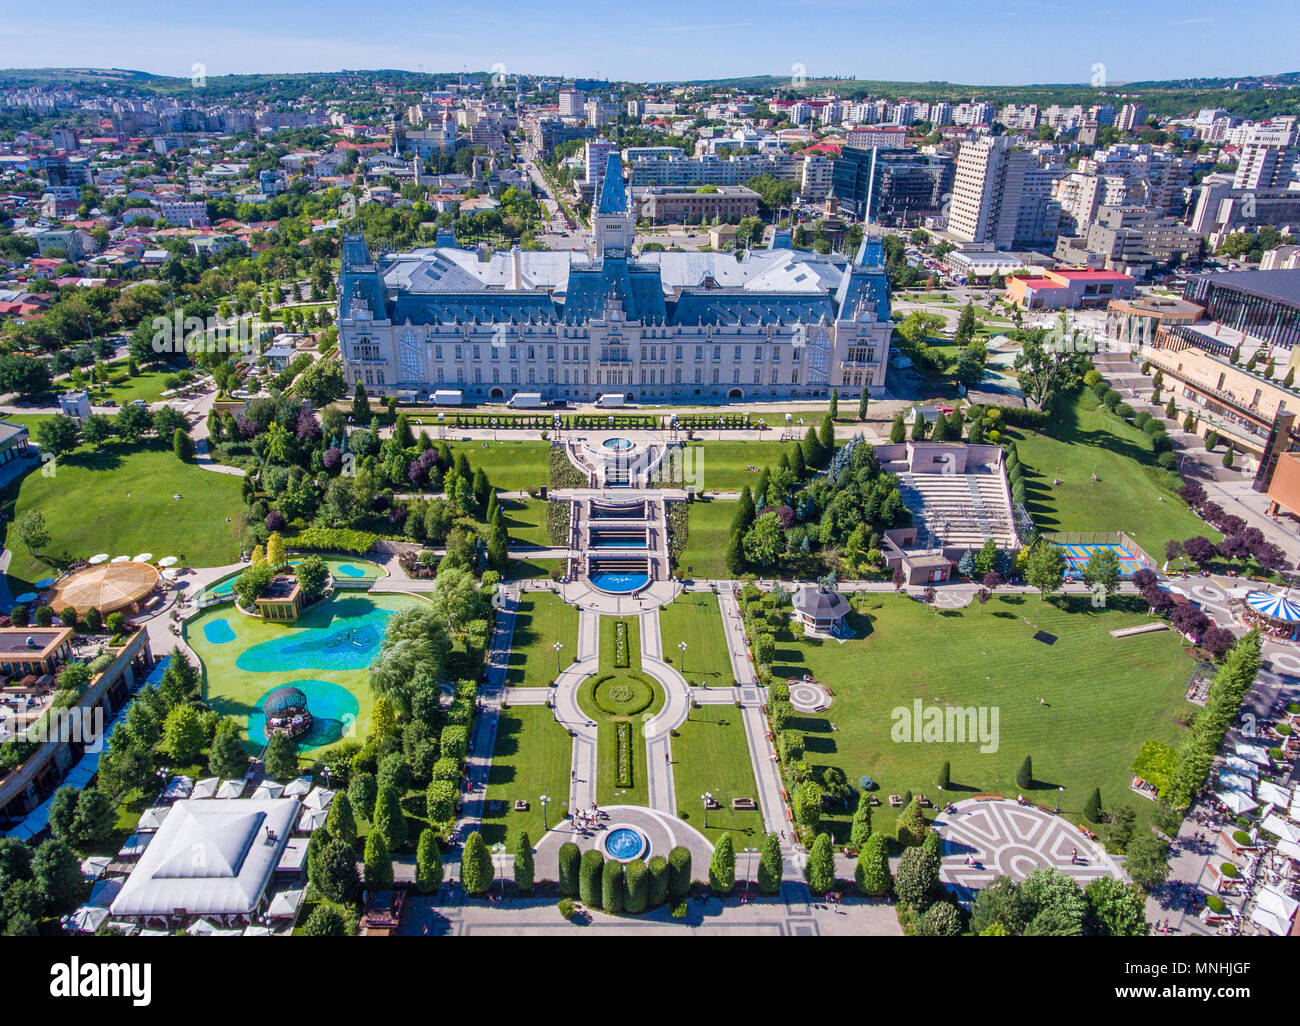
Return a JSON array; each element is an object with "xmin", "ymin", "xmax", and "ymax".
[{"xmin": 1005, "ymin": 267, "xmax": 1137, "ymax": 310}]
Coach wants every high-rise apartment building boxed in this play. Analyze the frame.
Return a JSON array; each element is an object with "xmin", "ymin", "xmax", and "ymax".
[{"xmin": 948, "ymin": 137, "xmax": 1029, "ymax": 248}]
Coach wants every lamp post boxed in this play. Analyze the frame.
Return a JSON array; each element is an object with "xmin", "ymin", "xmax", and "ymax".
[
  {"xmin": 678, "ymin": 641, "xmax": 688, "ymax": 675},
  {"xmin": 540, "ymin": 791, "xmax": 551, "ymax": 831},
  {"xmin": 1055, "ymin": 786, "xmax": 1064, "ymax": 815},
  {"xmin": 491, "ymin": 842, "xmax": 507, "ymax": 897},
  {"xmin": 743, "ymin": 846, "xmax": 759, "ymax": 897},
  {"xmin": 554, "ymin": 641, "xmax": 563, "ymax": 675},
  {"xmin": 701, "ymin": 792, "xmax": 712, "ymax": 829}
]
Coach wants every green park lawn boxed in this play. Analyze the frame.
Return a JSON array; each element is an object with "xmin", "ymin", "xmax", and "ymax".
[
  {"xmin": 504, "ymin": 557, "xmax": 561, "ymax": 582},
  {"xmin": 679, "ymin": 439, "xmax": 807, "ymax": 492},
  {"xmin": 503, "ymin": 498, "xmax": 549, "ymax": 547},
  {"xmin": 482, "ymin": 704, "xmax": 574, "ymax": 846},
  {"xmin": 505, "ymin": 591, "xmax": 580, "ymax": 687},
  {"xmin": 1010, "ymin": 390, "xmax": 1216, "ymax": 558},
  {"xmin": 764, "ymin": 591, "xmax": 1195, "ymax": 844},
  {"xmin": 437, "ymin": 440, "xmax": 550, "ymax": 492},
  {"xmin": 679, "ymin": 499, "xmax": 736, "ymax": 580},
  {"xmin": 2, "ymin": 440, "xmax": 244, "ymax": 589},
  {"xmin": 671, "ymin": 703, "xmax": 765, "ymax": 846},
  {"xmin": 659, "ymin": 591, "xmax": 734, "ymax": 686},
  {"xmin": 577, "ymin": 615, "xmax": 665, "ymax": 808}
]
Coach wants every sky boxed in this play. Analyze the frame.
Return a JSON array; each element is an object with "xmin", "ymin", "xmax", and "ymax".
[{"xmin": 1, "ymin": 0, "xmax": 1292, "ymax": 86}]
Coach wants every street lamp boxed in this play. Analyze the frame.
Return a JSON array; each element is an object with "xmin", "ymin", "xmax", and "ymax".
[
  {"xmin": 554, "ymin": 641, "xmax": 563, "ymax": 675},
  {"xmin": 491, "ymin": 842, "xmax": 507, "ymax": 897},
  {"xmin": 701, "ymin": 792, "xmax": 712, "ymax": 829},
  {"xmin": 743, "ymin": 846, "xmax": 759, "ymax": 897},
  {"xmin": 678, "ymin": 641, "xmax": 688, "ymax": 675},
  {"xmin": 1055, "ymin": 786, "xmax": 1064, "ymax": 815},
  {"xmin": 540, "ymin": 792, "xmax": 552, "ymax": 831}
]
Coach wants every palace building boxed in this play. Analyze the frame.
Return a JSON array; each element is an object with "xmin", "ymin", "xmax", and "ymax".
[{"xmin": 337, "ymin": 154, "xmax": 892, "ymax": 404}]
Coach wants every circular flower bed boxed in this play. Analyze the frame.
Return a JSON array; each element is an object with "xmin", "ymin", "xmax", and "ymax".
[{"xmin": 591, "ymin": 674, "xmax": 656, "ymax": 716}]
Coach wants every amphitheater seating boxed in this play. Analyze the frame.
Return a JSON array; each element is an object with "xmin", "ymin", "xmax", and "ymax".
[{"xmin": 897, "ymin": 470, "xmax": 1018, "ymax": 549}]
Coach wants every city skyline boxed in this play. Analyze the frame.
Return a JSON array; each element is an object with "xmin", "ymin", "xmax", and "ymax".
[{"xmin": 1, "ymin": 0, "xmax": 1295, "ymax": 87}]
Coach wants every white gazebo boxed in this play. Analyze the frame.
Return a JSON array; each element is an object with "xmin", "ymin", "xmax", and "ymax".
[{"xmin": 792, "ymin": 583, "xmax": 850, "ymax": 633}]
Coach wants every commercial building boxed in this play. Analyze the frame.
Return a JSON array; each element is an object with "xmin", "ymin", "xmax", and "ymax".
[
  {"xmin": 1004, "ymin": 267, "xmax": 1137, "ymax": 309},
  {"xmin": 337, "ymin": 154, "xmax": 894, "ymax": 403},
  {"xmin": 1182, "ymin": 270, "xmax": 1300, "ymax": 349},
  {"xmin": 1054, "ymin": 206, "xmax": 1204, "ymax": 278},
  {"xmin": 632, "ymin": 185, "xmax": 761, "ymax": 224},
  {"xmin": 830, "ymin": 147, "xmax": 955, "ymax": 223}
]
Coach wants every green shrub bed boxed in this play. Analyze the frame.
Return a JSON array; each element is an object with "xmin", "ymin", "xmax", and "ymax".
[
  {"xmin": 613, "ymin": 619, "xmax": 630, "ymax": 668},
  {"xmin": 592, "ymin": 673, "xmax": 656, "ymax": 716},
  {"xmin": 615, "ymin": 721, "xmax": 634, "ymax": 788}
]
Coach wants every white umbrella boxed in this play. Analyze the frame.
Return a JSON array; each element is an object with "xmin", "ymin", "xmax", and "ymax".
[
  {"xmin": 1218, "ymin": 770, "xmax": 1254, "ymax": 794},
  {"xmin": 1278, "ymin": 838, "xmax": 1300, "ymax": 862},
  {"xmin": 162, "ymin": 567, "xmax": 184, "ymax": 580},
  {"xmin": 216, "ymin": 779, "xmax": 246, "ymax": 799},
  {"xmin": 157, "ymin": 556, "xmax": 178, "ymax": 567},
  {"xmin": 1224, "ymin": 756, "xmax": 1260, "ymax": 780},
  {"xmin": 253, "ymin": 780, "xmax": 285, "ymax": 800},
  {"xmin": 88, "ymin": 554, "xmax": 109, "ymax": 565},
  {"xmin": 303, "ymin": 787, "xmax": 335, "ymax": 811},
  {"xmin": 117, "ymin": 833, "xmax": 150, "ymax": 858},
  {"xmin": 266, "ymin": 889, "xmax": 305, "ymax": 919},
  {"xmin": 111, "ymin": 555, "xmax": 130, "ymax": 563},
  {"xmin": 297, "ymin": 807, "xmax": 328, "ymax": 832},
  {"xmin": 191, "ymin": 776, "xmax": 220, "ymax": 799},
  {"xmin": 161, "ymin": 775, "xmax": 194, "ymax": 800},
  {"xmin": 65, "ymin": 905, "xmax": 109, "ymax": 934},
  {"xmin": 136, "ymin": 806, "xmax": 170, "ymax": 832},
  {"xmin": 133, "ymin": 553, "xmax": 153, "ymax": 563},
  {"xmin": 282, "ymin": 776, "xmax": 313, "ymax": 797},
  {"xmin": 88, "ymin": 877, "xmax": 123, "ymax": 908},
  {"xmin": 185, "ymin": 919, "xmax": 218, "ymax": 936},
  {"xmin": 1257, "ymin": 780, "xmax": 1293, "ymax": 807},
  {"xmin": 242, "ymin": 925, "xmax": 275, "ymax": 936},
  {"xmin": 1217, "ymin": 790, "xmax": 1259, "ymax": 815},
  {"xmin": 80, "ymin": 855, "xmax": 111, "ymax": 881},
  {"xmin": 1262, "ymin": 814, "xmax": 1300, "ymax": 843},
  {"xmin": 1235, "ymin": 743, "xmax": 1271, "ymax": 766}
]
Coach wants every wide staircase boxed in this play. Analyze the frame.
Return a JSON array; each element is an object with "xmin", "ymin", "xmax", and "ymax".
[{"xmin": 898, "ymin": 471, "xmax": 1018, "ymax": 550}]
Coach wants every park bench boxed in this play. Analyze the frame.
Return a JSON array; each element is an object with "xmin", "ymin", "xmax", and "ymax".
[
  {"xmin": 888, "ymin": 794, "xmax": 904, "ymax": 807},
  {"xmin": 731, "ymin": 797, "xmax": 756, "ymax": 810},
  {"xmin": 514, "ymin": 799, "xmax": 529, "ymax": 812}
]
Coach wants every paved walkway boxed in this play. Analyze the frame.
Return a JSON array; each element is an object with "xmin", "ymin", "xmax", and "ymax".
[{"xmin": 638, "ymin": 609, "xmax": 689, "ymax": 815}]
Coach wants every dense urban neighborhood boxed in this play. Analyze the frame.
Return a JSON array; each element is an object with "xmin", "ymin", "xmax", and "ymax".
[{"xmin": 1, "ymin": 9, "xmax": 1300, "ymax": 979}]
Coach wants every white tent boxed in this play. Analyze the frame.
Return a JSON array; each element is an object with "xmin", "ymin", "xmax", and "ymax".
[
  {"xmin": 297, "ymin": 807, "xmax": 328, "ymax": 833},
  {"xmin": 1235, "ymin": 743, "xmax": 1271, "ymax": 766},
  {"xmin": 303, "ymin": 787, "xmax": 335, "ymax": 811},
  {"xmin": 1217, "ymin": 790, "xmax": 1259, "ymax": 815},
  {"xmin": 253, "ymin": 780, "xmax": 285, "ymax": 800},
  {"xmin": 132, "ymin": 553, "xmax": 153, "ymax": 564},
  {"xmin": 136, "ymin": 806, "xmax": 170, "ymax": 832},
  {"xmin": 1218, "ymin": 770, "xmax": 1254, "ymax": 794},
  {"xmin": 266, "ymin": 888, "xmax": 305, "ymax": 919},
  {"xmin": 88, "ymin": 877, "xmax": 123, "ymax": 908},
  {"xmin": 1261, "ymin": 814, "xmax": 1300, "ymax": 843},
  {"xmin": 242, "ymin": 925, "xmax": 276, "ymax": 936},
  {"xmin": 65, "ymin": 905, "xmax": 109, "ymax": 934},
  {"xmin": 282, "ymin": 776, "xmax": 313, "ymax": 797},
  {"xmin": 1223, "ymin": 756, "xmax": 1260, "ymax": 780},
  {"xmin": 157, "ymin": 556, "xmax": 178, "ymax": 568},
  {"xmin": 117, "ymin": 833, "xmax": 150, "ymax": 858},
  {"xmin": 1257, "ymin": 780, "xmax": 1293, "ymax": 808},
  {"xmin": 1278, "ymin": 839, "xmax": 1300, "ymax": 862},
  {"xmin": 161, "ymin": 775, "xmax": 194, "ymax": 801},
  {"xmin": 80, "ymin": 855, "xmax": 112, "ymax": 881},
  {"xmin": 192, "ymin": 777, "xmax": 221, "ymax": 800},
  {"xmin": 1251, "ymin": 885, "xmax": 1299, "ymax": 936},
  {"xmin": 216, "ymin": 779, "xmax": 246, "ymax": 799}
]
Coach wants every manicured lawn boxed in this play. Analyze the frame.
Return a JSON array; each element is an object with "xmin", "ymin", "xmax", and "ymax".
[
  {"xmin": 185, "ymin": 591, "xmax": 426, "ymax": 762},
  {"xmin": 482, "ymin": 704, "xmax": 574, "ymax": 846},
  {"xmin": 503, "ymin": 498, "xmax": 549, "ymax": 547},
  {"xmin": 678, "ymin": 498, "xmax": 736, "ymax": 580},
  {"xmin": 679, "ymin": 440, "xmax": 807, "ymax": 492},
  {"xmin": 505, "ymin": 557, "xmax": 560, "ymax": 582},
  {"xmin": 671, "ymin": 703, "xmax": 764, "ymax": 846},
  {"xmin": 762, "ymin": 592, "xmax": 1195, "ymax": 844},
  {"xmin": 577, "ymin": 615, "xmax": 665, "ymax": 808},
  {"xmin": 505, "ymin": 591, "xmax": 579, "ymax": 688},
  {"xmin": 2, "ymin": 441, "xmax": 244, "ymax": 588},
  {"xmin": 659, "ymin": 591, "xmax": 734, "ymax": 686},
  {"xmin": 1010, "ymin": 390, "xmax": 1216, "ymax": 558},
  {"xmin": 84, "ymin": 364, "xmax": 177, "ymax": 406},
  {"xmin": 436, "ymin": 440, "xmax": 550, "ymax": 492}
]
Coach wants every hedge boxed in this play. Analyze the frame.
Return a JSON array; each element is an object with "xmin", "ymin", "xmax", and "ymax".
[
  {"xmin": 667, "ymin": 845, "xmax": 692, "ymax": 900},
  {"xmin": 647, "ymin": 855, "xmax": 670, "ymax": 907},
  {"xmin": 290, "ymin": 527, "xmax": 380, "ymax": 555},
  {"xmin": 579, "ymin": 848, "xmax": 604, "ymax": 905},
  {"xmin": 558, "ymin": 841, "xmax": 582, "ymax": 897}
]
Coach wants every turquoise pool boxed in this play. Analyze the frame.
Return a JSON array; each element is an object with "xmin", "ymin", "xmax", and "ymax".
[
  {"xmin": 247, "ymin": 679, "xmax": 360, "ymax": 750},
  {"xmin": 235, "ymin": 602, "xmax": 397, "ymax": 673},
  {"xmin": 203, "ymin": 618, "xmax": 237, "ymax": 645}
]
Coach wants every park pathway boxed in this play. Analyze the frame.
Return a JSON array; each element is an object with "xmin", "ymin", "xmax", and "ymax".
[
  {"xmin": 552, "ymin": 609, "xmax": 600, "ymax": 814},
  {"xmin": 637, "ymin": 608, "xmax": 690, "ymax": 816}
]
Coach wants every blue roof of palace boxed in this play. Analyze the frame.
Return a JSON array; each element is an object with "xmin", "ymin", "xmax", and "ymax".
[
  {"xmin": 563, "ymin": 257, "xmax": 668, "ymax": 324},
  {"xmin": 596, "ymin": 153, "xmax": 628, "ymax": 215}
]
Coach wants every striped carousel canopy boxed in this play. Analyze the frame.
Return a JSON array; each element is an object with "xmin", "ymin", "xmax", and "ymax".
[{"xmin": 1245, "ymin": 591, "xmax": 1300, "ymax": 622}]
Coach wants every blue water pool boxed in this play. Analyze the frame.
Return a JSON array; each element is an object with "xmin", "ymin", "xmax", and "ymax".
[
  {"xmin": 592, "ymin": 540, "xmax": 647, "ymax": 549},
  {"xmin": 590, "ymin": 572, "xmax": 649, "ymax": 594},
  {"xmin": 333, "ymin": 563, "xmax": 367, "ymax": 578},
  {"xmin": 235, "ymin": 604, "xmax": 397, "ymax": 673},
  {"xmin": 208, "ymin": 577, "xmax": 236, "ymax": 597},
  {"xmin": 203, "ymin": 618, "xmax": 236, "ymax": 645},
  {"xmin": 602, "ymin": 437, "xmax": 634, "ymax": 451},
  {"xmin": 603, "ymin": 826, "xmax": 649, "ymax": 862},
  {"xmin": 247, "ymin": 679, "xmax": 359, "ymax": 751}
]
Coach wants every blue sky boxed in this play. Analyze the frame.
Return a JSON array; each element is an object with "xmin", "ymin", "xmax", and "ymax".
[{"xmin": 2, "ymin": 0, "xmax": 1291, "ymax": 85}]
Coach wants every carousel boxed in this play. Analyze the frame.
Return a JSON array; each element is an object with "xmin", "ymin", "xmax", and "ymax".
[
  {"xmin": 1241, "ymin": 591, "xmax": 1300, "ymax": 642},
  {"xmin": 262, "ymin": 685, "xmax": 312, "ymax": 741}
]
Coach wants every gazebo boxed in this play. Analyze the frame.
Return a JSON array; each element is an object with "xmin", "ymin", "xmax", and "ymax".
[
  {"xmin": 263, "ymin": 685, "xmax": 312, "ymax": 740},
  {"xmin": 50, "ymin": 561, "xmax": 160, "ymax": 617},
  {"xmin": 792, "ymin": 583, "xmax": 850, "ymax": 633}
]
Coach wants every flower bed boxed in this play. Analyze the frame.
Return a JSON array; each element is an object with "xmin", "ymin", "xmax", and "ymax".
[
  {"xmin": 613, "ymin": 619, "xmax": 630, "ymax": 668},
  {"xmin": 615, "ymin": 721, "xmax": 634, "ymax": 788}
]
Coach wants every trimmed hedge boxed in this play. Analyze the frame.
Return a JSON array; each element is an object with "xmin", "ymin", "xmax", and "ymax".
[{"xmin": 290, "ymin": 527, "xmax": 379, "ymax": 555}]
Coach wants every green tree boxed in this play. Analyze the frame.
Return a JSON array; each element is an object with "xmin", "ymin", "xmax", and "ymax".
[
  {"xmin": 1016, "ymin": 756, "xmax": 1034, "ymax": 789},
  {"xmin": 558, "ymin": 842, "xmax": 581, "ymax": 897},
  {"xmin": 372, "ymin": 783, "xmax": 408, "ymax": 851},
  {"xmin": 894, "ymin": 843, "xmax": 941, "ymax": 912},
  {"xmin": 1124, "ymin": 832, "xmax": 1171, "ymax": 890},
  {"xmin": 1083, "ymin": 788, "xmax": 1102, "ymax": 824},
  {"xmin": 349, "ymin": 772, "xmax": 378, "ymax": 820},
  {"xmin": 160, "ymin": 703, "xmax": 206, "ymax": 763},
  {"xmin": 757, "ymin": 832, "xmax": 783, "ymax": 894},
  {"xmin": 857, "ymin": 385, "xmax": 869, "ymax": 422},
  {"xmin": 849, "ymin": 797, "xmax": 873, "ymax": 848},
  {"xmin": 461, "ymin": 830, "xmax": 494, "ymax": 896},
  {"xmin": 804, "ymin": 833, "xmax": 835, "ymax": 894},
  {"xmin": 889, "ymin": 412, "xmax": 906, "ymax": 443},
  {"xmin": 512, "ymin": 830, "xmax": 535, "ymax": 894},
  {"xmin": 263, "ymin": 733, "xmax": 299, "ymax": 781},
  {"xmin": 352, "ymin": 381, "xmax": 371, "ymax": 420},
  {"xmin": 709, "ymin": 833, "xmax": 736, "ymax": 894},
  {"xmin": 173, "ymin": 427, "xmax": 194, "ymax": 461},
  {"xmin": 667, "ymin": 846, "xmax": 692, "ymax": 901},
  {"xmin": 363, "ymin": 831, "xmax": 394, "ymax": 889},
  {"xmin": 208, "ymin": 718, "xmax": 249, "ymax": 780},
  {"xmin": 792, "ymin": 780, "xmax": 823, "ymax": 829},
  {"xmin": 31, "ymin": 838, "xmax": 84, "ymax": 916},
  {"xmin": 579, "ymin": 848, "xmax": 604, "ymax": 905},
  {"xmin": 35, "ymin": 415, "xmax": 81, "ymax": 458},
  {"xmin": 647, "ymin": 855, "xmax": 670, "ymax": 907},
  {"xmin": 828, "ymin": 388, "xmax": 839, "ymax": 421},
  {"xmin": 623, "ymin": 858, "xmax": 649, "ymax": 914},
  {"xmin": 1082, "ymin": 547, "xmax": 1121, "ymax": 598},
  {"xmin": 326, "ymin": 790, "xmax": 357, "ymax": 846},
  {"xmin": 415, "ymin": 829, "xmax": 444, "ymax": 893},
  {"xmin": 895, "ymin": 798, "xmax": 929, "ymax": 847},
  {"xmin": 12, "ymin": 510, "xmax": 50, "ymax": 555},
  {"xmin": 1024, "ymin": 543, "xmax": 1066, "ymax": 599},
  {"xmin": 302, "ymin": 905, "xmax": 350, "ymax": 936},
  {"xmin": 601, "ymin": 858, "xmax": 625, "ymax": 913},
  {"xmin": 1084, "ymin": 877, "xmax": 1150, "ymax": 936},
  {"xmin": 954, "ymin": 302, "xmax": 977, "ymax": 346}
]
